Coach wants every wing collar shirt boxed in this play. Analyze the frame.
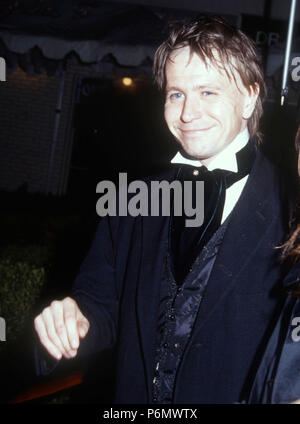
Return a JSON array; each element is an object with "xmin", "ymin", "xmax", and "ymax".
[{"xmin": 170, "ymin": 127, "xmax": 250, "ymax": 223}]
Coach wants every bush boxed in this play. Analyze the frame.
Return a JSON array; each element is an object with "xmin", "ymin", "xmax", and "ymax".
[{"xmin": 0, "ymin": 245, "xmax": 52, "ymax": 347}]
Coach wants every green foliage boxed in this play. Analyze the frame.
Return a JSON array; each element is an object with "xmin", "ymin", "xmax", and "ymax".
[{"xmin": 0, "ymin": 245, "xmax": 52, "ymax": 345}]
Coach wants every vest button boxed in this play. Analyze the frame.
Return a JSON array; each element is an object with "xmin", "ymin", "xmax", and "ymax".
[
  {"xmin": 193, "ymin": 169, "xmax": 199, "ymax": 176},
  {"xmin": 169, "ymin": 314, "xmax": 175, "ymax": 321}
]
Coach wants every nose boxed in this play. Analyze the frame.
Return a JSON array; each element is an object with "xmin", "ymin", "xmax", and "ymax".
[{"xmin": 181, "ymin": 96, "xmax": 201, "ymax": 123}]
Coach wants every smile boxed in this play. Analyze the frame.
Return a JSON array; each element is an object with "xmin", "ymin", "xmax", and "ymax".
[{"xmin": 180, "ymin": 127, "xmax": 214, "ymax": 134}]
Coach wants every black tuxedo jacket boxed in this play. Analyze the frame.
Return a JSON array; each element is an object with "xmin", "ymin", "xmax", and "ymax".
[
  {"xmin": 247, "ymin": 261, "xmax": 300, "ymax": 404},
  {"xmin": 71, "ymin": 147, "xmax": 292, "ymax": 403}
]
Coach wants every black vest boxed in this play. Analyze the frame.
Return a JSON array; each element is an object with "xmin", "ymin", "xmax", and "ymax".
[{"xmin": 152, "ymin": 219, "xmax": 230, "ymax": 403}]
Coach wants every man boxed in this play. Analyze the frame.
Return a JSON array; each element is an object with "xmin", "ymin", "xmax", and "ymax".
[{"xmin": 34, "ymin": 17, "xmax": 291, "ymax": 403}]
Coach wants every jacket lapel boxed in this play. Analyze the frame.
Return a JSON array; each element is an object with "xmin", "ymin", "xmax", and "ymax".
[{"xmin": 191, "ymin": 150, "xmax": 282, "ymax": 333}]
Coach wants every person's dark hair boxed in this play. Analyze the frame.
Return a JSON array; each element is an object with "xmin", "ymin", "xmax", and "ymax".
[
  {"xmin": 282, "ymin": 125, "xmax": 300, "ymax": 264},
  {"xmin": 153, "ymin": 16, "xmax": 267, "ymax": 143}
]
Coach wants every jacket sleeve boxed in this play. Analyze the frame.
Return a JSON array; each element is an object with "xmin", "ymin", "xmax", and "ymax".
[
  {"xmin": 71, "ymin": 214, "xmax": 120, "ymax": 357},
  {"xmin": 34, "ymin": 214, "xmax": 122, "ymax": 376},
  {"xmin": 247, "ymin": 262, "xmax": 300, "ymax": 403}
]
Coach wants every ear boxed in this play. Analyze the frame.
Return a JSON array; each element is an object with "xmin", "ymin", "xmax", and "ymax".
[{"xmin": 242, "ymin": 83, "xmax": 260, "ymax": 120}]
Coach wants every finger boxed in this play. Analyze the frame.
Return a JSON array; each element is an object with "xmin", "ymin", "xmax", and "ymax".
[
  {"xmin": 76, "ymin": 309, "xmax": 90, "ymax": 339},
  {"xmin": 44, "ymin": 304, "xmax": 74, "ymax": 358},
  {"xmin": 63, "ymin": 298, "xmax": 81, "ymax": 351},
  {"xmin": 77, "ymin": 319, "xmax": 90, "ymax": 339},
  {"xmin": 34, "ymin": 315, "xmax": 62, "ymax": 360},
  {"xmin": 42, "ymin": 304, "xmax": 71, "ymax": 359},
  {"xmin": 46, "ymin": 301, "xmax": 71, "ymax": 358}
]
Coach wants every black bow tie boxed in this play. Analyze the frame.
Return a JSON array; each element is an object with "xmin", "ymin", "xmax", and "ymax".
[
  {"xmin": 170, "ymin": 140, "xmax": 257, "ymax": 283},
  {"xmin": 179, "ymin": 138, "xmax": 256, "ymax": 187}
]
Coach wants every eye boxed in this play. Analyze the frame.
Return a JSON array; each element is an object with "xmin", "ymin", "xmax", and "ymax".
[
  {"xmin": 202, "ymin": 91, "xmax": 215, "ymax": 96},
  {"xmin": 169, "ymin": 92, "xmax": 183, "ymax": 100}
]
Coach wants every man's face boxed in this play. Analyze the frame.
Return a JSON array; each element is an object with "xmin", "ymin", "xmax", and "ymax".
[{"xmin": 164, "ymin": 46, "xmax": 258, "ymax": 165}]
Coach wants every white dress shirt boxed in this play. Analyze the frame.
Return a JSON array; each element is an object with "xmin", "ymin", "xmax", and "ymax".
[{"xmin": 170, "ymin": 128, "xmax": 250, "ymax": 224}]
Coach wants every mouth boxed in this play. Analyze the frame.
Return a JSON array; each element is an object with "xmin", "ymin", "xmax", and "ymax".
[{"xmin": 180, "ymin": 126, "xmax": 214, "ymax": 134}]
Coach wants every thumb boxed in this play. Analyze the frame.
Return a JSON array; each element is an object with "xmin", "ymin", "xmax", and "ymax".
[{"xmin": 78, "ymin": 320, "xmax": 89, "ymax": 338}]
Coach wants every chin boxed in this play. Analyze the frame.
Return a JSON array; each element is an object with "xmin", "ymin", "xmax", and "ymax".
[{"xmin": 180, "ymin": 143, "xmax": 209, "ymax": 161}]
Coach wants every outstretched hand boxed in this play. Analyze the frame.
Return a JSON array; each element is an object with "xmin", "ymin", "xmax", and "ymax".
[{"xmin": 34, "ymin": 297, "xmax": 90, "ymax": 360}]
